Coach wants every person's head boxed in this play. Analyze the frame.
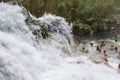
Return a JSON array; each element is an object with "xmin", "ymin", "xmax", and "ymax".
[
  {"xmin": 82, "ymin": 47, "xmax": 85, "ymax": 50},
  {"xmin": 101, "ymin": 41, "xmax": 105, "ymax": 47},
  {"xmin": 103, "ymin": 50, "xmax": 106, "ymax": 53},
  {"xmin": 115, "ymin": 39, "xmax": 118, "ymax": 42},
  {"xmin": 90, "ymin": 43, "xmax": 93, "ymax": 47},
  {"xmin": 96, "ymin": 45, "xmax": 99, "ymax": 50},
  {"xmin": 115, "ymin": 47, "xmax": 118, "ymax": 51},
  {"xmin": 118, "ymin": 64, "xmax": 120, "ymax": 69},
  {"xmin": 105, "ymin": 59, "xmax": 108, "ymax": 62},
  {"xmin": 100, "ymin": 44, "xmax": 103, "ymax": 47},
  {"xmin": 112, "ymin": 27, "xmax": 115, "ymax": 31}
]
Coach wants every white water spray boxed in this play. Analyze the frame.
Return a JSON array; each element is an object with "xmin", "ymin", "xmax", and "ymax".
[{"xmin": 0, "ymin": 2, "xmax": 120, "ymax": 80}]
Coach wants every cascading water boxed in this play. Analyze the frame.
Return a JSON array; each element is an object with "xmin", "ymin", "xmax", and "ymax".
[{"xmin": 0, "ymin": 2, "xmax": 120, "ymax": 80}]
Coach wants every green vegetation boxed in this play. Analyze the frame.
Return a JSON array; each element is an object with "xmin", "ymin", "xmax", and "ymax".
[{"xmin": 1, "ymin": 0, "xmax": 120, "ymax": 35}]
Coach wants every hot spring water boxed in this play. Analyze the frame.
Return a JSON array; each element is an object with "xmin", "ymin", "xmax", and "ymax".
[{"xmin": 0, "ymin": 2, "xmax": 120, "ymax": 80}]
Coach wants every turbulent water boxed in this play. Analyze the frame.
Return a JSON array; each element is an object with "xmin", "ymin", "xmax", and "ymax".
[{"xmin": 0, "ymin": 2, "xmax": 120, "ymax": 80}]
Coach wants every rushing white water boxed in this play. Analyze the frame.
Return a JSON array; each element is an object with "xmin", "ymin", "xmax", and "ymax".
[{"xmin": 0, "ymin": 2, "xmax": 120, "ymax": 80}]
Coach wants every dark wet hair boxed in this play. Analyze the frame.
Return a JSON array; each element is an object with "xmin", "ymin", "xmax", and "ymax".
[
  {"xmin": 105, "ymin": 59, "xmax": 108, "ymax": 62},
  {"xmin": 82, "ymin": 47, "xmax": 85, "ymax": 50},
  {"xmin": 100, "ymin": 44, "xmax": 103, "ymax": 47},
  {"xmin": 96, "ymin": 45, "xmax": 101, "ymax": 52},
  {"xmin": 115, "ymin": 39, "xmax": 118, "ymax": 42},
  {"xmin": 90, "ymin": 43, "xmax": 93, "ymax": 46},
  {"xmin": 115, "ymin": 47, "xmax": 118, "ymax": 50},
  {"xmin": 118, "ymin": 64, "xmax": 120, "ymax": 69},
  {"xmin": 90, "ymin": 43, "xmax": 93, "ymax": 47},
  {"xmin": 103, "ymin": 50, "xmax": 106, "ymax": 53},
  {"xmin": 96, "ymin": 46, "xmax": 99, "ymax": 51},
  {"xmin": 100, "ymin": 43, "xmax": 106, "ymax": 47}
]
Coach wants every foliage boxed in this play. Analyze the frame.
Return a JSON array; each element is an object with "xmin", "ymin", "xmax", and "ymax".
[{"xmin": 1, "ymin": 0, "xmax": 120, "ymax": 34}]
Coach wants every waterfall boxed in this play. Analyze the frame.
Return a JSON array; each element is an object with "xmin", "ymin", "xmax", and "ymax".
[{"xmin": 0, "ymin": 2, "xmax": 120, "ymax": 80}]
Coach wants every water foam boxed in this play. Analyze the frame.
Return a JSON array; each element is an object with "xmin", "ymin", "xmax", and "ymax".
[{"xmin": 0, "ymin": 2, "xmax": 120, "ymax": 80}]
